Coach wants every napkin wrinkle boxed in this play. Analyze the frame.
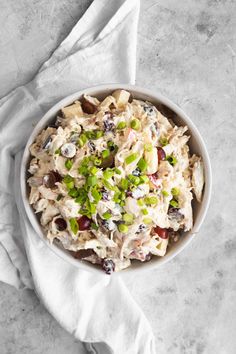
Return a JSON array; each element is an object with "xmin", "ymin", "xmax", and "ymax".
[
  {"xmin": 35, "ymin": 22, "xmax": 135, "ymax": 93},
  {"xmin": 0, "ymin": 191, "xmax": 32, "ymax": 289},
  {"xmin": 0, "ymin": 243, "xmax": 22, "ymax": 288},
  {"xmin": 0, "ymin": 0, "xmax": 157, "ymax": 352},
  {"xmin": 0, "ymin": 224, "xmax": 33, "ymax": 289},
  {"xmin": 0, "ymin": 87, "xmax": 44, "ymax": 193},
  {"xmin": 96, "ymin": 0, "xmax": 140, "ymax": 42},
  {"xmin": 41, "ymin": 0, "xmax": 134, "ymax": 70},
  {"xmin": 85, "ymin": 342, "xmax": 113, "ymax": 354}
]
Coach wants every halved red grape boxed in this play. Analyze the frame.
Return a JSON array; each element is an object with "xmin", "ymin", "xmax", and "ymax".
[
  {"xmin": 128, "ymin": 93, "xmax": 133, "ymax": 103},
  {"xmin": 72, "ymin": 249, "xmax": 95, "ymax": 259},
  {"xmin": 43, "ymin": 171, "xmax": 61, "ymax": 188},
  {"xmin": 52, "ymin": 171, "xmax": 62, "ymax": 182},
  {"xmin": 81, "ymin": 96, "xmax": 97, "ymax": 114},
  {"xmin": 55, "ymin": 218, "xmax": 67, "ymax": 231},
  {"xmin": 77, "ymin": 216, "xmax": 92, "ymax": 231},
  {"xmin": 157, "ymin": 104, "xmax": 177, "ymax": 120},
  {"xmin": 100, "ymin": 154, "xmax": 115, "ymax": 168},
  {"xmin": 153, "ymin": 226, "xmax": 169, "ymax": 239},
  {"xmin": 157, "ymin": 147, "xmax": 166, "ymax": 161}
]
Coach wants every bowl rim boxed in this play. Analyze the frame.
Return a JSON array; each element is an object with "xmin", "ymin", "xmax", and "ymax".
[{"xmin": 20, "ymin": 83, "xmax": 212, "ymax": 276}]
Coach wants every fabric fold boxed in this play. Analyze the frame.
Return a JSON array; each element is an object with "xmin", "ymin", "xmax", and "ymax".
[{"xmin": 0, "ymin": 0, "xmax": 156, "ymax": 352}]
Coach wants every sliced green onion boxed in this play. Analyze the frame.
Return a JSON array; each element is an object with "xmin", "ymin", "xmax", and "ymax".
[
  {"xmin": 120, "ymin": 178, "xmax": 129, "ymax": 190},
  {"xmin": 65, "ymin": 159, "xmax": 73, "ymax": 170},
  {"xmin": 101, "ymin": 149, "xmax": 110, "ymax": 159},
  {"xmin": 118, "ymin": 223, "xmax": 128, "ymax": 233},
  {"xmin": 107, "ymin": 140, "xmax": 118, "ymax": 153},
  {"xmin": 162, "ymin": 190, "xmax": 169, "ymax": 197},
  {"xmin": 159, "ymin": 136, "xmax": 169, "ymax": 146},
  {"xmin": 130, "ymin": 118, "xmax": 141, "ymax": 130},
  {"xmin": 141, "ymin": 208, "xmax": 148, "ymax": 215},
  {"xmin": 90, "ymin": 202, "xmax": 97, "ymax": 215},
  {"xmin": 91, "ymin": 188, "xmax": 101, "ymax": 202},
  {"xmin": 143, "ymin": 217, "xmax": 152, "ymax": 225},
  {"xmin": 113, "ymin": 145, "xmax": 118, "ymax": 153},
  {"xmin": 144, "ymin": 196, "xmax": 158, "ymax": 205},
  {"xmin": 87, "ymin": 175, "xmax": 97, "ymax": 187},
  {"xmin": 102, "ymin": 211, "xmax": 112, "ymax": 220},
  {"xmin": 78, "ymin": 156, "xmax": 90, "ymax": 175},
  {"xmin": 56, "ymin": 194, "xmax": 63, "ymax": 201},
  {"xmin": 75, "ymin": 196, "xmax": 86, "ymax": 205},
  {"xmin": 85, "ymin": 130, "xmax": 103, "ymax": 140},
  {"xmin": 55, "ymin": 148, "xmax": 61, "ymax": 155},
  {"xmin": 113, "ymin": 185, "xmax": 120, "ymax": 193},
  {"xmin": 137, "ymin": 158, "xmax": 147, "ymax": 172},
  {"xmin": 144, "ymin": 143, "xmax": 153, "ymax": 152},
  {"xmin": 90, "ymin": 166, "xmax": 98, "ymax": 175},
  {"xmin": 78, "ymin": 133, "xmax": 87, "ymax": 147},
  {"xmin": 103, "ymin": 179, "xmax": 115, "ymax": 191},
  {"xmin": 69, "ymin": 218, "xmax": 78, "ymax": 234},
  {"xmin": 171, "ymin": 187, "xmax": 180, "ymax": 196},
  {"xmin": 68, "ymin": 188, "xmax": 79, "ymax": 198},
  {"xmin": 97, "ymin": 180, "xmax": 103, "ymax": 189},
  {"xmin": 80, "ymin": 133, "xmax": 87, "ymax": 143},
  {"xmin": 120, "ymin": 191, "xmax": 126, "ymax": 201},
  {"xmin": 139, "ymin": 175, "xmax": 149, "ymax": 184},
  {"xmin": 128, "ymin": 174, "xmax": 140, "ymax": 185},
  {"xmin": 67, "ymin": 181, "xmax": 75, "ymax": 190},
  {"xmin": 117, "ymin": 121, "xmax": 127, "ymax": 130},
  {"xmin": 63, "ymin": 175, "xmax": 74, "ymax": 183},
  {"xmin": 119, "ymin": 200, "xmax": 125, "ymax": 207},
  {"xmin": 79, "ymin": 200, "xmax": 90, "ymax": 216},
  {"xmin": 75, "ymin": 188, "xmax": 87, "ymax": 204},
  {"xmin": 125, "ymin": 153, "xmax": 138, "ymax": 165},
  {"xmin": 82, "ymin": 200, "xmax": 96, "ymax": 215},
  {"xmin": 85, "ymin": 131, "xmax": 92, "ymax": 139},
  {"xmin": 129, "ymin": 185, "xmax": 136, "ymax": 192},
  {"xmin": 137, "ymin": 199, "xmax": 144, "ymax": 206},
  {"xmin": 78, "ymin": 165, "xmax": 89, "ymax": 176},
  {"xmin": 170, "ymin": 199, "xmax": 179, "ymax": 208},
  {"xmin": 94, "ymin": 158, "xmax": 102, "ymax": 166},
  {"xmin": 107, "ymin": 140, "xmax": 114, "ymax": 149},
  {"xmin": 114, "ymin": 167, "xmax": 122, "ymax": 175},
  {"xmin": 128, "ymin": 174, "xmax": 134, "ymax": 181},
  {"xmin": 123, "ymin": 213, "xmax": 134, "ymax": 224},
  {"xmin": 113, "ymin": 192, "xmax": 121, "ymax": 203},
  {"xmin": 149, "ymin": 196, "xmax": 159, "ymax": 205},
  {"xmin": 63, "ymin": 175, "xmax": 74, "ymax": 190},
  {"xmin": 166, "ymin": 155, "xmax": 178, "ymax": 166},
  {"xmin": 133, "ymin": 177, "xmax": 140, "ymax": 185},
  {"xmin": 77, "ymin": 138, "xmax": 84, "ymax": 147},
  {"xmin": 103, "ymin": 169, "xmax": 114, "ymax": 180},
  {"xmin": 94, "ymin": 130, "xmax": 104, "ymax": 139},
  {"xmin": 79, "ymin": 208, "xmax": 90, "ymax": 217},
  {"xmin": 80, "ymin": 156, "xmax": 90, "ymax": 166},
  {"xmin": 91, "ymin": 222, "xmax": 98, "ymax": 231}
]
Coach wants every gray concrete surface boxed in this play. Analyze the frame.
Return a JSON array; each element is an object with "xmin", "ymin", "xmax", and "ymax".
[{"xmin": 1, "ymin": 0, "xmax": 236, "ymax": 353}]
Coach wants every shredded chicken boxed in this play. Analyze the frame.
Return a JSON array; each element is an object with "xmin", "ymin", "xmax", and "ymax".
[{"xmin": 27, "ymin": 90, "xmax": 204, "ymax": 273}]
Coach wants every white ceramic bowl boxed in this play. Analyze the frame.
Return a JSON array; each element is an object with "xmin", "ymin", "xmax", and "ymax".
[{"xmin": 21, "ymin": 84, "xmax": 212, "ymax": 275}]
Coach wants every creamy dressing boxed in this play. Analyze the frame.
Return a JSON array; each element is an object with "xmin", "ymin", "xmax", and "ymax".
[{"xmin": 27, "ymin": 89, "xmax": 204, "ymax": 273}]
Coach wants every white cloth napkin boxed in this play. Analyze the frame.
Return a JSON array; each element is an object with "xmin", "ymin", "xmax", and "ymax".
[{"xmin": 0, "ymin": 0, "xmax": 156, "ymax": 353}]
